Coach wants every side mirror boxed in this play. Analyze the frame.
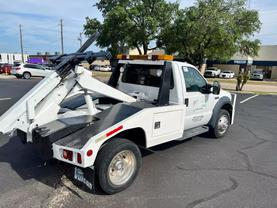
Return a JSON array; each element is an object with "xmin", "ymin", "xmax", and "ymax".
[{"xmin": 212, "ymin": 81, "xmax": 221, "ymax": 95}]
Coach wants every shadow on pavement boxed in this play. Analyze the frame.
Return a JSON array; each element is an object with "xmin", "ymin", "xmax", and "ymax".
[
  {"xmin": 0, "ymin": 134, "xmax": 205, "ymax": 195},
  {"xmin": 0, "ymin": 136, "xmax": 68, "ymax": 188}
]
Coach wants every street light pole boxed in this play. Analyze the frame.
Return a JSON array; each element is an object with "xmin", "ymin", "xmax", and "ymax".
[
  {"xmin": 60, "ymin": 19, "xmax": 64, "ymax": 54},
  {"xmin": 19, "ymin": 24, "xmax": 24, "ymax": 63},
  {"xmin": 78, "ymin": 32, "xmax": 83, "ymax": 47}
]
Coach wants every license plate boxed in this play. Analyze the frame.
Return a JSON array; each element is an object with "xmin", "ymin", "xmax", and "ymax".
[{"xmin": 74, "ymin": 167, "xmax": 93, "ymax": 190}]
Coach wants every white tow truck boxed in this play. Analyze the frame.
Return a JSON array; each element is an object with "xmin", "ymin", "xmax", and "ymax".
[{"xmin": 0, "ymin": 35, "xmax": 236, "ymax": 194}]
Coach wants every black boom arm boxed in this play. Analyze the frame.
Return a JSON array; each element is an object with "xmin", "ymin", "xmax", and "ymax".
[{"xmin": 49, "ymin": 32, "xmax": 111, "ymax": 79}]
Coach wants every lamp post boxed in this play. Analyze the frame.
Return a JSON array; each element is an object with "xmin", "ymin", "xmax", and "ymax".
[
  {"xmin": 78, "ymin": 32, "xmax": 83, "ymax": 47},
  {"xmin": 19, "ymin": 24, "xmax": 24, "ymax": 63},
  {"xmin": 59, "ymin": 19, "xmax": 64, "ymax": 54}
]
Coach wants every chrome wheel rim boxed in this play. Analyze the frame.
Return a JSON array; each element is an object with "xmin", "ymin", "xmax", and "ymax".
[
  {"xmin": 217, "ymin": 114, "xmax": 229, "ymax": 135},
  {"xmin": 24, "ymin": 73, "xmax": 30, "ymax": 79},
  {"xmin": 108, "ymin": 150, "xmax": 136, "ymax": 186}
]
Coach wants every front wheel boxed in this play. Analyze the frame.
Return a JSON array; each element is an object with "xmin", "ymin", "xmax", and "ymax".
[
  {"xmin": 95, "ymin": 138, "xmax": 141, "ymax": 194},
  {"xmin": 209, "ymin": 109, "xmax": 230, "ymax": 138}
]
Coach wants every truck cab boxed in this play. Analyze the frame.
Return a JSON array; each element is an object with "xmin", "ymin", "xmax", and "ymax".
[{"xmin": 112, "ymin": 56, "xmax": 233, "ymax": 133}]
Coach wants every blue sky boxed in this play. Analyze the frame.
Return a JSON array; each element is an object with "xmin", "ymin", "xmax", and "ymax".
[{"xmin": 0, "ymin": 0, "xmax": 277, "ymax": 54}]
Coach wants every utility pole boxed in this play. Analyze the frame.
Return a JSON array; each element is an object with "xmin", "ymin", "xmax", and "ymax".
[
  {"xmin": 60, "ymin": 19, "xmax": 64, "ymax": 54},
  {"xmin": 78, "ymin": 32, "xmax": 83, "ymax": 47},
  {"xmin": 19, "ymin": 24, "xmax": 24, "ymax": 63}
]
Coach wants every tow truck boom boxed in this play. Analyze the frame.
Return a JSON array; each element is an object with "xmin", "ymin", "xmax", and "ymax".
[{"xmin": 0, "ymin": 33, "xmax": 135, "ymax": 140}]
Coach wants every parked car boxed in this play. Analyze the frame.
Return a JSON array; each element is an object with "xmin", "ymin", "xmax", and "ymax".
[
  {"xmin": 100, "ymin": 65, "xmax": 111, "ymax": 72},
  {"xmin": 219, "ymin": 71, "xmax": 235, "ymax": 79},
  {"xmin": 90, "ymin": 65, "xmax": 112, "ymax": 72},
  {"xmin": 89, "ymin": 65, "xmax": 100, "ymax": 71},
  {"xmin": 11, "ymin": 63, "xmax": 53, "ymax": 79},
  {"xmin": 0, "ymin": 63, "xmax": 13, "ymax": 74},
  {"xmin": 204, "ymin": 67, "xmax": 221, "ymax": 78},
  {"xmin": 250, "ymin": 71, "xmax": 264, "ymax": 81},
  {"xmin": 0, "ymin": 63, "xmax": 5, "ymax": 73}
]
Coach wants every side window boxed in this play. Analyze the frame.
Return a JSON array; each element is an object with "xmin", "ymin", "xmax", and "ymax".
[
  {"xmin": 34, "ymin": 65, "xmax": 44, "ymax": 70},
  {"xmin": 24, "ymin": 64, "xmax": 31, "ymax": 68},
  {"xmin": 24, "ymin": 64, "xmax": 43, "ymax": 69},
  {"xmin": 182, "ymin": 67, "xmax": 207, "ymax": 92}
]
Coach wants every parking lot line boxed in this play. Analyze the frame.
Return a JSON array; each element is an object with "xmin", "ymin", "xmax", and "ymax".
[
  {"xmin": 0, "ymin": 98, "xmax": 11, "ymax": 101},
  {"xmin": 240, "ymin": 94, "xmax": 259, "ymax": 104}
]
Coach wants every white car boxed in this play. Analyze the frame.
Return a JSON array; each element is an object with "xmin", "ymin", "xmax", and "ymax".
[
  {"xmin": 11, "ymin": 63, "xmax": 53, "ymax": 79},
  {"xmin": 204, "ymin": 67, "xmax": 221, "ymax": 78},
  {"xmin": 99, "ymin": 65, "xmax": 111, "ymax": 72},
  {"xmin": 250, "ymin": 71, "xmax": 264, "ymax": 81},
  {"xmin": 219, "ymin": 71, "xmax": 235, "ymax": 79}
]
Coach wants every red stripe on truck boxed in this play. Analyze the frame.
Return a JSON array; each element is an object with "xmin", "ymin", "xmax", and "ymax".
[{"xmin": 106, "ymin": 125, "xmax": 123, "ymax": 137}]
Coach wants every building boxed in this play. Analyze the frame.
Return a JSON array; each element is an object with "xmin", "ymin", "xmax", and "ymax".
[
  {"xmin": 128, "ymin": 48, "xmax": 165, "ymax": 55},
  {"xmin": 28, "ymin": 55, "xmax": 53, "ymax": 65},
  {"xmin": 0, "ymin": 53, "xmax": 28, "ymax": 64},
  {"xmin": 208, "ymin": 45, "xmax": 277, "ymax": 79}
]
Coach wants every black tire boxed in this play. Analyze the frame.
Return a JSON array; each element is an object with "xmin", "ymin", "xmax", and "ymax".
[
  {"xmin": 23, "ymin": 72, "xmax": 31, "ymax": 79},
  {"xmin": 209, "ymin": 109, "xmax": 230, "ymax": 138},
  {"xmin": 95, "ymin": 138, "xmax": 141, "ymax": 194}
]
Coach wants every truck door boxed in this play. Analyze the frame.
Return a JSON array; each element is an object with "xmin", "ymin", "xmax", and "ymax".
[{"xmin": 181, "ymin": 66, "xmax": 214, "ymax": 130}]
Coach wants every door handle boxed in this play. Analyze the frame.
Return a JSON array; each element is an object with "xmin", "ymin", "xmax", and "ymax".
[{"xmin": 184, "ymin": 98, "xmax": 189, "ymax": 107}]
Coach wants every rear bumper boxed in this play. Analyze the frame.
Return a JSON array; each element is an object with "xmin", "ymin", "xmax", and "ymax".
[
  {"xmin": 250, "ymin": 77, "xmax": 263, "ymax": 80},
  {"xmin": 220, "ymin": 75, "xmax": 233, "ymax": 78},
  {"xmin": 11, "ymin": 71, "xmax": 23, "ymax": 77}
]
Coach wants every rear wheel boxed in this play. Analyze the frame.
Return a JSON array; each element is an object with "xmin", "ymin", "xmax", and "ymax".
[
  {"xmin": 23, "ymin": 72, "xmax": 31, "ymax": 79},
  {"xmin": 95, "ymin": 138, "xmax": 141, "ymax": 194},
  {"xmin": 210, "ymin": 109, "xmax": 230, "ymax": 138}
]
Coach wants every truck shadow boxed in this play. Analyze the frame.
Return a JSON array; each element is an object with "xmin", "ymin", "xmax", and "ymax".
[
  {"xmin": 0, "ymin": 135, "xmax": 205, "ymax": 196},
  {"xmin": 0, "ymin": 136, "xmax": 69, "ymax": 189},
  {"xmin": 0, "ymin": 135, "xmax": 119, "ymax": 195}
]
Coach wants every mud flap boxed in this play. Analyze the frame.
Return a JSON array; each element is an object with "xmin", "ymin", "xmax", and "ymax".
[{"xmin": 69, "ymin": 166, "xmax": 97, "ymax": 193}]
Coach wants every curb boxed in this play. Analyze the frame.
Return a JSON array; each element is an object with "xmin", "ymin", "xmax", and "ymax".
[
  {"xmin": 225, "ymin": 88, "xmax": 277, "ymax": 95},
  {"xmin": 0, "ymin": 75, "xmax": 17, "ymax": 79}
]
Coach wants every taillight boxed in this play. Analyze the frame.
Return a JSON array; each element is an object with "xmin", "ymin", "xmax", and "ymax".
[
  {"xmin": 63, "ymin": 149, "xmax": 73, "ymax": 161},
  {"xmin": 77, "ymin": 153, "xmax": 82, "ymax": 164},
  {"xmin": 87, "ymin": 149, "xmax": 93, "ymax": 157},
  {"xmin": 16, "ymin": 67, "xmax": 21, "ymax": 71}
]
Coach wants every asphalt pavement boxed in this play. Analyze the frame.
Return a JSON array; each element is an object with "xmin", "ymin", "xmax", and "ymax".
[{"xmin": 0, "ymin": 79, "xmax": 277, "ymax": 208}]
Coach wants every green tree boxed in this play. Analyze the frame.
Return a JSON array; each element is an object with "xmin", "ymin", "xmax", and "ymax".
[
  {"xmin": 159, "ymin": 0, "xmax": 261, "ymax": 73},
  {"xmin": 84, "ymin": 0, "xmax": 178, "ymax": 56}
]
